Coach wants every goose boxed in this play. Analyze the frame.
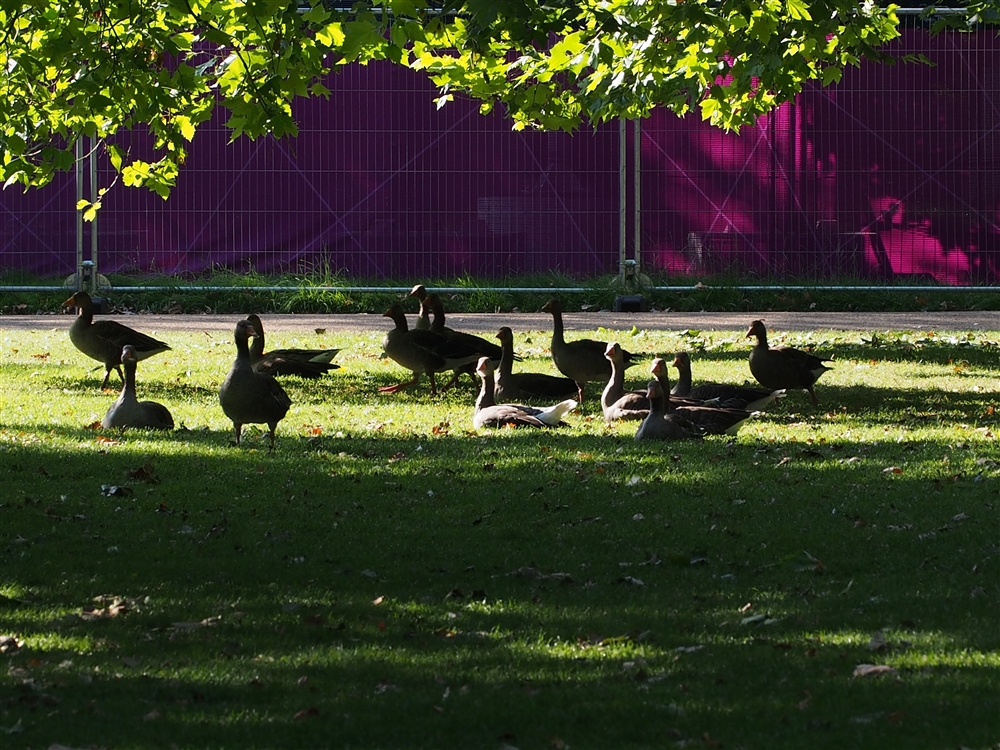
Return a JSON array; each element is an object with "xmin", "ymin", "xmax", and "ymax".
[
  {"xmin": 634, "ymin": 380, "xmax": 702, "ymax": 442},
  {"xmin": 63, "ymin": 291, "xmax": 170, "ymax": 388},
  {"xmin": 494, "ymin": 326, "xmax": 577, "ymax": 402},
  {"xmin": 473, "ymin": 357, "xmax": 577, "ymax": 429},
  {"xmin": 218, "ymin": 319, "xmax": 292, "ymax": 449},
  {"xmin": 245, "ymin": 314, "xmax": 339, "ymax": 379},
  {"xmin": 541, "ymin": 298, "xmax": 638, "ymax": 402},
  {"xmin": 746, "ymin": 320, "xmax": 832, "ymax": 405},
  {"xmin": 101, "ymin": 345, "xmax": 174, "ymax": 430},
  {"xmin": 671, "ymin": 352, "xmax": 784, "ymax": 410},
  {"xmin": 602, "ymin": 342, "xmax": 652, "ymax": 422},
  {"xmin": 379, "ymin": 304, "xmax": 479, "ymax": 395},
  {"xmin": 650, "ymin": 357, "xmax": 753, "ymax": 436},
  {"xmin": 408, "ymin": 284, "xmax": 432, "ymax": 331},
  {"xmin": 425, "ymin": 292, "xmax": 507, "ymax": 389}
]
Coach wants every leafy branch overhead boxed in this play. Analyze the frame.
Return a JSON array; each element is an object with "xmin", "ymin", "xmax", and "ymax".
[{"xmin": 0, "ymin": 1, "xmax": 993, "ymax": 198}]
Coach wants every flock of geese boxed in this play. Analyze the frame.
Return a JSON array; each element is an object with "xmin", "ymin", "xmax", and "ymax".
[{"xmin": 62, "ymin": 286, "xmax": 833, "ymax": 449}]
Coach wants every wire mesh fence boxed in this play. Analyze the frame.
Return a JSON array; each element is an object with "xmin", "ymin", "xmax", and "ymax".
[{"xmin": 0, "ymin": 24, "xmax": 997, "ymax": 290}]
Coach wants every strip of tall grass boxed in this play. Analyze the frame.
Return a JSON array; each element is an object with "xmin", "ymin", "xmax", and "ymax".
[{"xmin": 1, "ymin": 269, "xmax": 997, "ymax": 315}]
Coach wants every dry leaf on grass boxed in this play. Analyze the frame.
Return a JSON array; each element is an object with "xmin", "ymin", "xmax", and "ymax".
[{"xmin": 852, "ymin": 663, "xmax": 899, "ymax": 679}]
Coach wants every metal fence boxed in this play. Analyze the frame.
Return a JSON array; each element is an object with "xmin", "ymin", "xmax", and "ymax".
[{"xmin": 0, "ymin": 24, "xmax": 997, "ymax": 290}]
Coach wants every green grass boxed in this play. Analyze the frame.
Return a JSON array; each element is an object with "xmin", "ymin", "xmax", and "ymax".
[
  {"xmin": 1, "ymin": 269, "xmax": 998, "ymax": 315},
  {"xmin": 1, "ymin": 322, "xmax": 998, "ymax": 749}
]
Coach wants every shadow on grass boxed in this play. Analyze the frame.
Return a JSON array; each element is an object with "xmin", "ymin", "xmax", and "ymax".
[{"xmin": 2, "ymin": 423, "xmax": 998, "ymax": 748}]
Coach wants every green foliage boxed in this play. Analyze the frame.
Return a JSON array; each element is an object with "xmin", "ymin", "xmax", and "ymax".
[
  {"xmin": 4, "ymin": 1, "xmax": 997, "ymax": 203},
  {"xmin": 0, "ymin": 323, "xmax": 998, "ymax": 747}
]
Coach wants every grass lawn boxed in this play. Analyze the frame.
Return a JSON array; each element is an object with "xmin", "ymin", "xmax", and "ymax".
[{"xmin": 1, "ymin": 319, "xmax": 998, "ymax": 749}]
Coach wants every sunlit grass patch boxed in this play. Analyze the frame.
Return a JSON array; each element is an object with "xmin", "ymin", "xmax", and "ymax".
[{"xmin": 0, "ymin": 324, "xmax": 997, "ymax": 749}]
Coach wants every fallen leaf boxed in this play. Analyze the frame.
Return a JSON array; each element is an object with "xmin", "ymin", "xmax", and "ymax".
[
  {"xmin": 867, "ymin": 631, "xmax": 889, "ymax": 652},
  {"xmin": 852, "ymin": 664, "xmax": 899, "ymax": 679},
  {"xmin": 0, "ymin": 635, "xmax": 22, "ymax": 654},
  {"xmin": 100, "ymin": 484, "xmax": 133, "ymax": 497},
  {"xmin": 293, "ymin": 707, "xmax": 320, "ymax": 720}
]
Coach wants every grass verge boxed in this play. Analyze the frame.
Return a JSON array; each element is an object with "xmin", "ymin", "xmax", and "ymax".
[
  {"xmin": 1, "ymin": 269, "xmax": 998, "ymax": 315},
  {"xmin": 1, "ymin": 321, "xmax": 998, "ymax": 749}
]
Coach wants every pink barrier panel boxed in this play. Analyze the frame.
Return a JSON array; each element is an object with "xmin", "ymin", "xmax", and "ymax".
[{"xmin": 1, "ymin": 29, "xmax": 997, "ymax": 285}]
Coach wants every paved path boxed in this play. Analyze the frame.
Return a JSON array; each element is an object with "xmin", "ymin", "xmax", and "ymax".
[{"xmin": 1, "ymin": 310, "xmax": 996, "ymax": 334}]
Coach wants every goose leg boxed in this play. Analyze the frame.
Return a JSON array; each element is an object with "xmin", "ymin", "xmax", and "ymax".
[
  {"xmin": 379, "ymin": 374, "xmax": 422, "ymax": 393},
  {"xmin": 101, "ymin": 366, "xmax": 124, "ymax": 389},
  {"xmin": 232, "ymin": 422, "xmax": 244, "ymax": 446}
]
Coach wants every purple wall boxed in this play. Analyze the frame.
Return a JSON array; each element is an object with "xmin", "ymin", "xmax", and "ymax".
[{"xmin": 1, "ymin": 29, "xmax": 997, "ymax": 285}]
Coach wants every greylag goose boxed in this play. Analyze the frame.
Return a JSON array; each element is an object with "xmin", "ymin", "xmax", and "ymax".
[
  {"xmin": 245, "ymin": 314, "xmax": 340, "ymax": 379},
  {"xmin": 541, "ymin": 298, "xmax": 638, "ymax": 402},
  {"xmin": 746, "ymin": 320, "xmax": 832, "ymax": 405},
  {"xmin": 494, "ymin": 326, "xmax": 577, "ymax": 402},
  {"xmin": 602, "ymin": 342, "xmax": 651, "ymax": 422},
  {"xmin": 425, "ymin": 292, "xmax": 508, "ymax": 389},
  {"xmin": 63, "ymin": 291, "xmax": 170, "ymax": 388},
  {"xmin": 101, "ymin": 345, "xmax": 174, "ymax": 430},
  {"xmin": 379, "ymin": 304, "xmax": 479, "ymax": 395},
  {"xmin": 408, "ymin": 284, "xmax": 432, "ymax": 331},
  {"xmin": 650, "ymin": 358, "xmax": 754, "ymax": 436},
  {"xmin": 671, "ymin": 352, "xmax": 784, "ymax": 410},
  {"xmin": 474, "ymin": 358, "xmax": 577, "ymax": 429},
  {"xmin": 219, "ymin": 319, "xmax": 292, "ymax": 449},
  {"xmin": 634, "ymin": 380, "xmax": 702, "ymax": 442}
]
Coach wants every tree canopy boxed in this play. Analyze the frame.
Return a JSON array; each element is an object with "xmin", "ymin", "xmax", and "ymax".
[{"xmin": 0, "ymin": 1, "xmax": 995, "ymax": 202}]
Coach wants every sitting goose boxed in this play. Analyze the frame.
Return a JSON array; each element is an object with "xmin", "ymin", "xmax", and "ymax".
[
  {"xmin": 746, "ymin": 320, "xmax": 832, "ymax": 405},
  {"xmin": 474, "ymin": 357, "xmax": 577, "ymax": 429},
  {"xmin": 63, "ymin": 291, "xmax": 171, "ymax": 389},
  {"xmin": 494, "ymin": 326, "xmax": 577, "ymax": 402},
  {"xmin": 634, "ymin": 380, "xmax": 702, "ymax": 442},
  {"xmin": 541, "ymin": 298, "xmax": 639, "ymax": 402},
  {"xmin": 650, "ymin": 358, "xmax": 754, "ymax": 436},
  {"xmin": 602, "ymin": 342, "xmax": 652, "ymax": 422},
  {"xmin": 671, "ymin": 352, "xmax": 784, "ymax": 410},
  {"xmin": 408, "ymin": 284, "xmax": 432, "ymax": 331},
  {"xmin": 379, "ymin": 304, "xmax": 479, "ymax": 395},
  {"xmin": 603, "ymin": 345, "xmax": 716, "ymax": 422},
  {"xmin": 102, "ymin": 345, "xmax": 174, "ymax": 431},
  {"xmin": 245, "ymin": 314, "xmax": 340, "ymax": 379},
  {"xmin": 219, "ymin": 319, "xmax": 292, "ymax": 449}
]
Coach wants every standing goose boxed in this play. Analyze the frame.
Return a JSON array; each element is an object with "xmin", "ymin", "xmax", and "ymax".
[
  {"xmin": 541, "ymin": 298, "xmax": 639, "ymax": 402},
  {"xmin": 379, "ymin": 304, "xmax": 479, "ymax": 395},
  {"xmin": 650, "ymin": 358, "xmax": 753, "ymax": 436},
  {"xmin": 63, "ymin": 291, "xmax": 171, "ymax": 388},
  {"xmin": 408, "ymin": 284, "xmax": 432, "ymax": 331},
  {"xmin": 671, "ymin": 352, "xmax": 784, "ymax": 411},
  {"xmin": 746, "ymin": 320, "xmax": 832, "ymax": 405},
  {"xmin": 494, "ymin": 326, "xmax": 577, "ymax": 402},
  {"xmin": 101, "ymin": 345, "xmax": 174, "ymax": 431},
  {"xmin": 425, "ymin": 292, "xmax": 513, "ymax": 389},
  {"xmin": 219, "ymin": 319, "xmax": 292, "ymax": 449},
  {"xmin": 602, "ymin": 342, "xmax": 651, "ymax": 422},
  {"xmin": 473, "ymin": 357, "xmax": 577, "ymax": 429},
  {"xmin": 245, "ymin": 314, "xmax": 340, "ymax": 379},
  {"xmin": 634, "ymin": 380, "xmax": 702, "ymax": 442}
]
